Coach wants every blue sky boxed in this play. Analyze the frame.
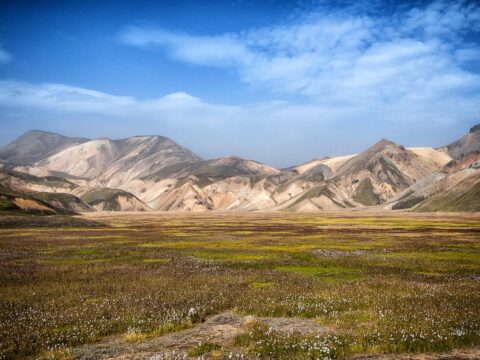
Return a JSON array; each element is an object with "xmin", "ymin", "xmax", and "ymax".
[{"xmin": 0, "ymin": 0, "xmax": 479, "ymax": 167}]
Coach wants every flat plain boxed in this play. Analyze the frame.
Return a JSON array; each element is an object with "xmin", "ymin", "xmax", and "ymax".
[{"xmin": 1, "ymin": 211, "xmax": 480, "ymax": 359}]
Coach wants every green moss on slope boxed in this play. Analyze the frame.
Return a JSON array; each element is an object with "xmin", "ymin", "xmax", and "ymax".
[
  {"xmin": 352, "ymin": 178, "xmax": 381, "ymax": 206},
  {"xmin": 416, "ymin": 180, "xmax": 480, "ymax": 212},
  {"xmin": 392, "ymin": 196, "xmax": 426, "ymax": 210},
  {"xmin": 81, "ymin": 188, "xmax": 124, "ymax": 204}
]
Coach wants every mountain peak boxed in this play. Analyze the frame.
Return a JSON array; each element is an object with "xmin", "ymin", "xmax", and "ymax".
[
  {"xmin": 25, "ymin": 129, "xmax": 67, "ymax": 137},
  {"xmin": 372, "ymin": 138, "xmax": 397, "ymax": 148},
  {"xmin": 22, "ymin": 130, "xmax": 90, "ymax": 143},
  {"xmin": 446, "ymin": 123, "xmax": 480, "ymax": 159},
  {"xmin": 0, "ymin": 130, "xmax": 90, "ymax": 165},
  {"xmin": 470, "ymin": 124, "xmax": 480, "ymax": 134}
]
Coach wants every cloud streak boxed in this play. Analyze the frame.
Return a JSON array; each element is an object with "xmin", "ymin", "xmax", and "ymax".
[
  {"xmin": 1, "ymin": 79, "xmax": 479, "ymax": 166},
  {"xmin": 119, "ymin": 0, "xmax": 480, "ymax": 108},
  {"xmin": 1, "ymin": 1, "xmax": 479, "ymax": 166}
]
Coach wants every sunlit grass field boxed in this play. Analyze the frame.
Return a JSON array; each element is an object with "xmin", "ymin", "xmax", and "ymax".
[{"xmin": 1, "ymin": 212, "xmax": 480, "ymax": 359}]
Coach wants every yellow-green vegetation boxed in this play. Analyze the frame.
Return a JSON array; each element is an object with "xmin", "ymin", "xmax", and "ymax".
[
  {"xmin": 416, "ymin": 180, "xmax": 480, "ymax": 212},
  {"xmin": 0, "ymin": 212, "xmax": 479, "ymax": 359},
  {"xmin": 188, "ymin": 341, "xmax": 221, "ymax": 356},
  {"xmin": 352, "ymin": 178, "xmax": 381, "ymax": 206},
  {"xmin": 123, "ymin": 320, "xmax": 192, "ymax": 343},
  {"xmin": 249, "ymin": 281, "xmax": 273, "ymax": 289}
]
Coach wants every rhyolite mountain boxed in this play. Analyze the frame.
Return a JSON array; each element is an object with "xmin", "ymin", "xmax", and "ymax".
[
  {"xmin": 0, "ymin": 130, "xmax": 89, "ymax": 165},
  {"xmin": 0, "ymin": 124, "xmax": 479, "ymax": 213},
  {"xmin": 444, "ymin": 124, "xmax": 480, "ymax": 159},
  {"xmin": 0, "ymin": 169, "xmax": 151, "ymax": 214}
]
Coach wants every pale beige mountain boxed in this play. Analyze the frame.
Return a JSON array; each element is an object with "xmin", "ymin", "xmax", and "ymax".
[
  {"xmin": 0, "ymin": 130, "xmax": 89, "ymax": 165},
  {"xmin": 119, "ymin": 156, "xmax": 281, "ymax": 211},
  {"xmin": 203, "ymin": 177, "xmax": 277, "ymax": 211},
  {"xmin": 328, "ymin": 140, "xmax": 447, "ymax": 206},
  {"xmin": 1, "ymin": 125, "xmax": 478, "ymax": 213},
  {"xmin": 272, "ymin": 181, "xmax": 311, "ymax": 205},
  {"xmin": 0, "ymin": 169, "xmax": 93, "ymax": 214},
  {"xmin": 120, "ymin": 178, "xmax": 177, "ymax": 208},
  {"xmin": 72, "ymin": 187, "xmax": 152, "ymax": 212},
  {"xmin": 407, "ymin": 147, "xmax": 452, "ymax": 168},
  {"xmin": 0, "ymin": 169, "xmax": 77, "ymax": 194},
  {"xmin": 443, "ymin": 124, "xmax": 480, "ymax": 159},
  {"xmin": 99, "ymin": 136, "xmax": 201, "ymax": 187},
  {"xmin": 39, "ymin": 138, "xmax": 121, "ymax": 179},
  {"xmin": 288, "ymin": 154, "xmax": 355, "ymax": 175},
  {"xmin": 387, "ymin": 169, "xmax": 477, "ymax": 210},
  {"xmin": 143, "ymin": 155, "xmax": 280, "ymax": 183},
  {"xmin": 150, "ymin": 181, "xmax": 213, "ymax": 211},
  {"xmin": 0, "ymin": 169, "xmax": 150, "ymax": 213},
  {"xmin": 37, "ymin": 135, "xmax": 201, "ymax": 182},
  {"xmin": 443, "ymin": 151, "xmax": 480, "ymax": 173},
  {"xmin": 415, "ymin": 169, "xmax": 480, "ymax": 212},
  {"xmin": 272, "ymin": 182, "xmax": 354, "ymax": 211}
]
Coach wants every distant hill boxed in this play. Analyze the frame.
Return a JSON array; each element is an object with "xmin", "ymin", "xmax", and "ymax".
[
  {"xmin": 444, "ymin": 124, "xmax": 480, "ymax": 159},
  {"xmin": 0, "ymin": 130, "xmax": 89, "ymax": 165},
  {"xmin": 0, "ymin": 169, "xmax": 92, "ymax": 215},
  {"xmin": 0, "ymin": 124, "xmax": 478, "ymax": 212},
  {"xmin": 72, "ymin": 187, "xmax": 152, "ymax": 212},
  {"xmin": 415, "ymin": 172, "xmax": 480, "ymax": 212}
]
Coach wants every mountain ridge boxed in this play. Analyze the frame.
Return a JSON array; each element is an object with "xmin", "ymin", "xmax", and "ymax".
[{"xmin": 0, "ymin": 125, "xmax": 478, "ymax": 213}]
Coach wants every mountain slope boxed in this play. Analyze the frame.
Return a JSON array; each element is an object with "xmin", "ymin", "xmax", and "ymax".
[
  {"xmin": 290, "ymin": 155, "xmax": 355, "ymax": 175},
  {"xmin": 330, "ymin": 139, "xmax": 444, "ymax": 205},
  {"xmin": 133, "ymin": 156, "xmax": 280, "ymax": 210},
  {"xmin": 408, "ymin": 147, "xmax": 452, "ymax": 169},
  {"xmin": 415, "ymin": 171, "xmax": 480, "ymax": 212},
  {"xmin": 0, "ymin": 169, "xmax": 78, "ymax": 193},
  {"xmin": 385, "ymin": 125, "xmax": 480, "ymax": 211},
  {"xmin": 0, "ymin": 130, "xmax": 89, "ymax": 165},
  {"xmin": 0, "ymin": 171, "xmax": 92, "ymax": 215},
  {"xmin": 1, "ymin": 126, "xmax": 479, "ymax": 213},
  {"xmin": 388, "ymin": 169, "xmax": 476, "ymax": 210},
  {"xmin": 144, "ymin": 156, "xmax": 279, "ymax": 183},
  {"xmin": 444, "ymin": 124, "xmax": 480, "ymax": 159},
  {"xmin": 149, "ymin": 182, "xmax": 213, "ymax": 211},
  {"xmin": 37, "ymin": 136, "xmax": 202, "ymax": 184},
  {"xmin": 72, "ymin": 187, "xmax": 152, "ymax": 212}
]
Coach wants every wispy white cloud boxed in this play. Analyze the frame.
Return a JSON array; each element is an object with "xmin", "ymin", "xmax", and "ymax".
[
  {"xmin": 1, "ymin": 79, "xmax": 479, "ymax": 167},
  {"xmin": 119, "ymin": 0, "xmax": 480, "ymax": 108},
  {"xmin": 0, "ymin": 80, "xmax": 236, "ymax": 122},
  {"xmin": 2, "ymin": 1, "xmax": 480, "ymax": 166},
  {"xmin": 120, "ymin": 27, "xmax": 251, "ymax": 67},
  {"xmin": 0, "ymin": 45, "xmax": 12, "ymax": 64}
]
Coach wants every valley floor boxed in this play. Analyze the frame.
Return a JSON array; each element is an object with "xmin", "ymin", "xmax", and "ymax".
[{"xmin": 1, "ymin": 211, "xmax": 479, "ymax": 359}]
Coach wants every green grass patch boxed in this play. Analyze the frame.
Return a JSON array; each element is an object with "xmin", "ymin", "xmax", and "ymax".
[
  {"xmin": 249, "ymin": 281, "xmax": 273, "ymax": 289},
  {"xmin": 41, "ymin": 259, "xmax": 108, "ymax": 265},
  {"xmin": 188, "ymin": 342, "xmax": 221, "ymax": 356},
  {"xmin": 275, "ymin": 264, "xmax": 359, "ymax": 277},
  {"xmin": 124, "ymin": 321, "xmax": 192, "ymax": 343},
  {"xmin": 142, "ymin": 258, "xmax": 170, "ymax": 264},
  {"xmin": 2, "ymin": 212, "xmax": 480, "ymax": 359},
  {"xmin": 190, "ymin": 251, "xmax": 275, "ymax": 262}
]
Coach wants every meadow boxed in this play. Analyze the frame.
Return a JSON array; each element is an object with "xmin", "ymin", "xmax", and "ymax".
[{"xmin": 0, "ymin": 211, "xmax": 479, "ymax": 359}]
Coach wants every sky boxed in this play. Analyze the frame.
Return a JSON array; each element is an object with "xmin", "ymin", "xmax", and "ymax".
[{"xmin": 0, "ymin": 0, "xmax": 479, "ymax": 167}]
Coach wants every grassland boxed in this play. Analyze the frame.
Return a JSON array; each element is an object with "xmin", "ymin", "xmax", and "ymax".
[{"xmin": 0, "ymin": 211, "xmax": 479, "ymax": 359}]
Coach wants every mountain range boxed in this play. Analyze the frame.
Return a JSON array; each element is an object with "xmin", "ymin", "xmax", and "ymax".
[{"xmin": 0, "ymin": 125, "xmax": 479, "ymax": 214}]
